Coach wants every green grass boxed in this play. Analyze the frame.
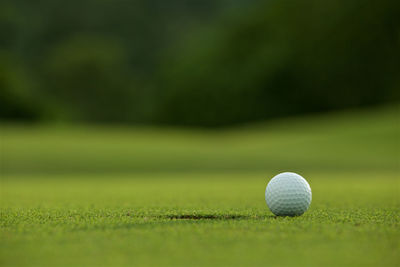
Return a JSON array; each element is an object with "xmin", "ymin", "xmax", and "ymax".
[{"xmin": 1, "ymin": 105, "xmax": 399, "ymax": 266}]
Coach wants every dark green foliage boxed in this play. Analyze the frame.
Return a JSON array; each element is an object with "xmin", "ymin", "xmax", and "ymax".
[
  {"xmin": 0, "ymin": 0, "xmax": 399, "ymax": 126},
  {"xmin": 159, "ymin": 0, "xmax": 400, "ymax": 126},
  {"xmin": 0, "ymin": 51, "xmax": 45, "ymax": 120}
]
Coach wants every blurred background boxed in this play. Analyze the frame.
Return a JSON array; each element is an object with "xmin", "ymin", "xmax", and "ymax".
[
  {"xmin": 1, "ymin": 0, "xmax": 399, "ymax": 127},
  {"xmin": 0, "ymin": 0, "xmax": 399, "ymax": 176}
]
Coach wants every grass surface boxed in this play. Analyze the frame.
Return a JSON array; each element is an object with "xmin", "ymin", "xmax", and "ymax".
[{"xmin": 1, "ymin": 106, "xmax": 399, "ymax": 266}]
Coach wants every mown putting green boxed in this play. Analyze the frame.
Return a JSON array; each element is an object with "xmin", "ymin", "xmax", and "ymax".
[{"xmin": 1, "ymin": 106, "xmax": 399, "ymax": 266}]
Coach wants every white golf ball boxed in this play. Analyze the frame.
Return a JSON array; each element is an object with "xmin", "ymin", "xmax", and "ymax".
[{"xmin": 265, "ymin": 172, "xmax": 312, "ymax": 216}]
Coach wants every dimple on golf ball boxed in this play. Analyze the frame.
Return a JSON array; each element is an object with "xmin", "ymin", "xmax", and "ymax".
[{"xmin": 265, "ymin": 172, "xmax": 312, "ymax": 216}]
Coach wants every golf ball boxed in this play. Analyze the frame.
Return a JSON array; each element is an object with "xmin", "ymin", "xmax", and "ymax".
[{"xmin": 265, "ymin": 172, "xmax": 312, "ymax": 216}]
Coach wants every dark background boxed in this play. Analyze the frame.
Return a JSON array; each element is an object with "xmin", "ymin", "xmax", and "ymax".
[{"xmin": 1, "ymin": 0, "xmax": 399, "ymax": 127}]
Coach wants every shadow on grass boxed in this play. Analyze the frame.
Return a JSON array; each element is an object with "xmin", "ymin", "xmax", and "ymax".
[
  {"xmin": 160, "ymin": 214, "xmax": 274, "ymax": 220},
  {"xmin": 71, "ymin": 214, "xmax": 279, "ymax": 231}
]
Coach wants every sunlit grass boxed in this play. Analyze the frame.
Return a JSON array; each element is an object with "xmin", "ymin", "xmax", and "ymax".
[{"xmin": 1, "ymin": 105, "xmax": 399, "ymax": 266}]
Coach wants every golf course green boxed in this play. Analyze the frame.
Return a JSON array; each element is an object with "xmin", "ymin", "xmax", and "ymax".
[{"xmin": 1, "ymin": 105, "xmax": 399, "ymax": 266}]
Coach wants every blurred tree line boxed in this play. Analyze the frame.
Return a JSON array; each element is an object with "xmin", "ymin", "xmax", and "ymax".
[{"xmin": 1, "ymin": 0, "xmax": 399, "ymax": 126}]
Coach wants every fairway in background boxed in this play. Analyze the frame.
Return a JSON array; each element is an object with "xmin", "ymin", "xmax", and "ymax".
[{"xmin": 1, "ymin": 105, "xmax": 398, "ymax": 175}]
